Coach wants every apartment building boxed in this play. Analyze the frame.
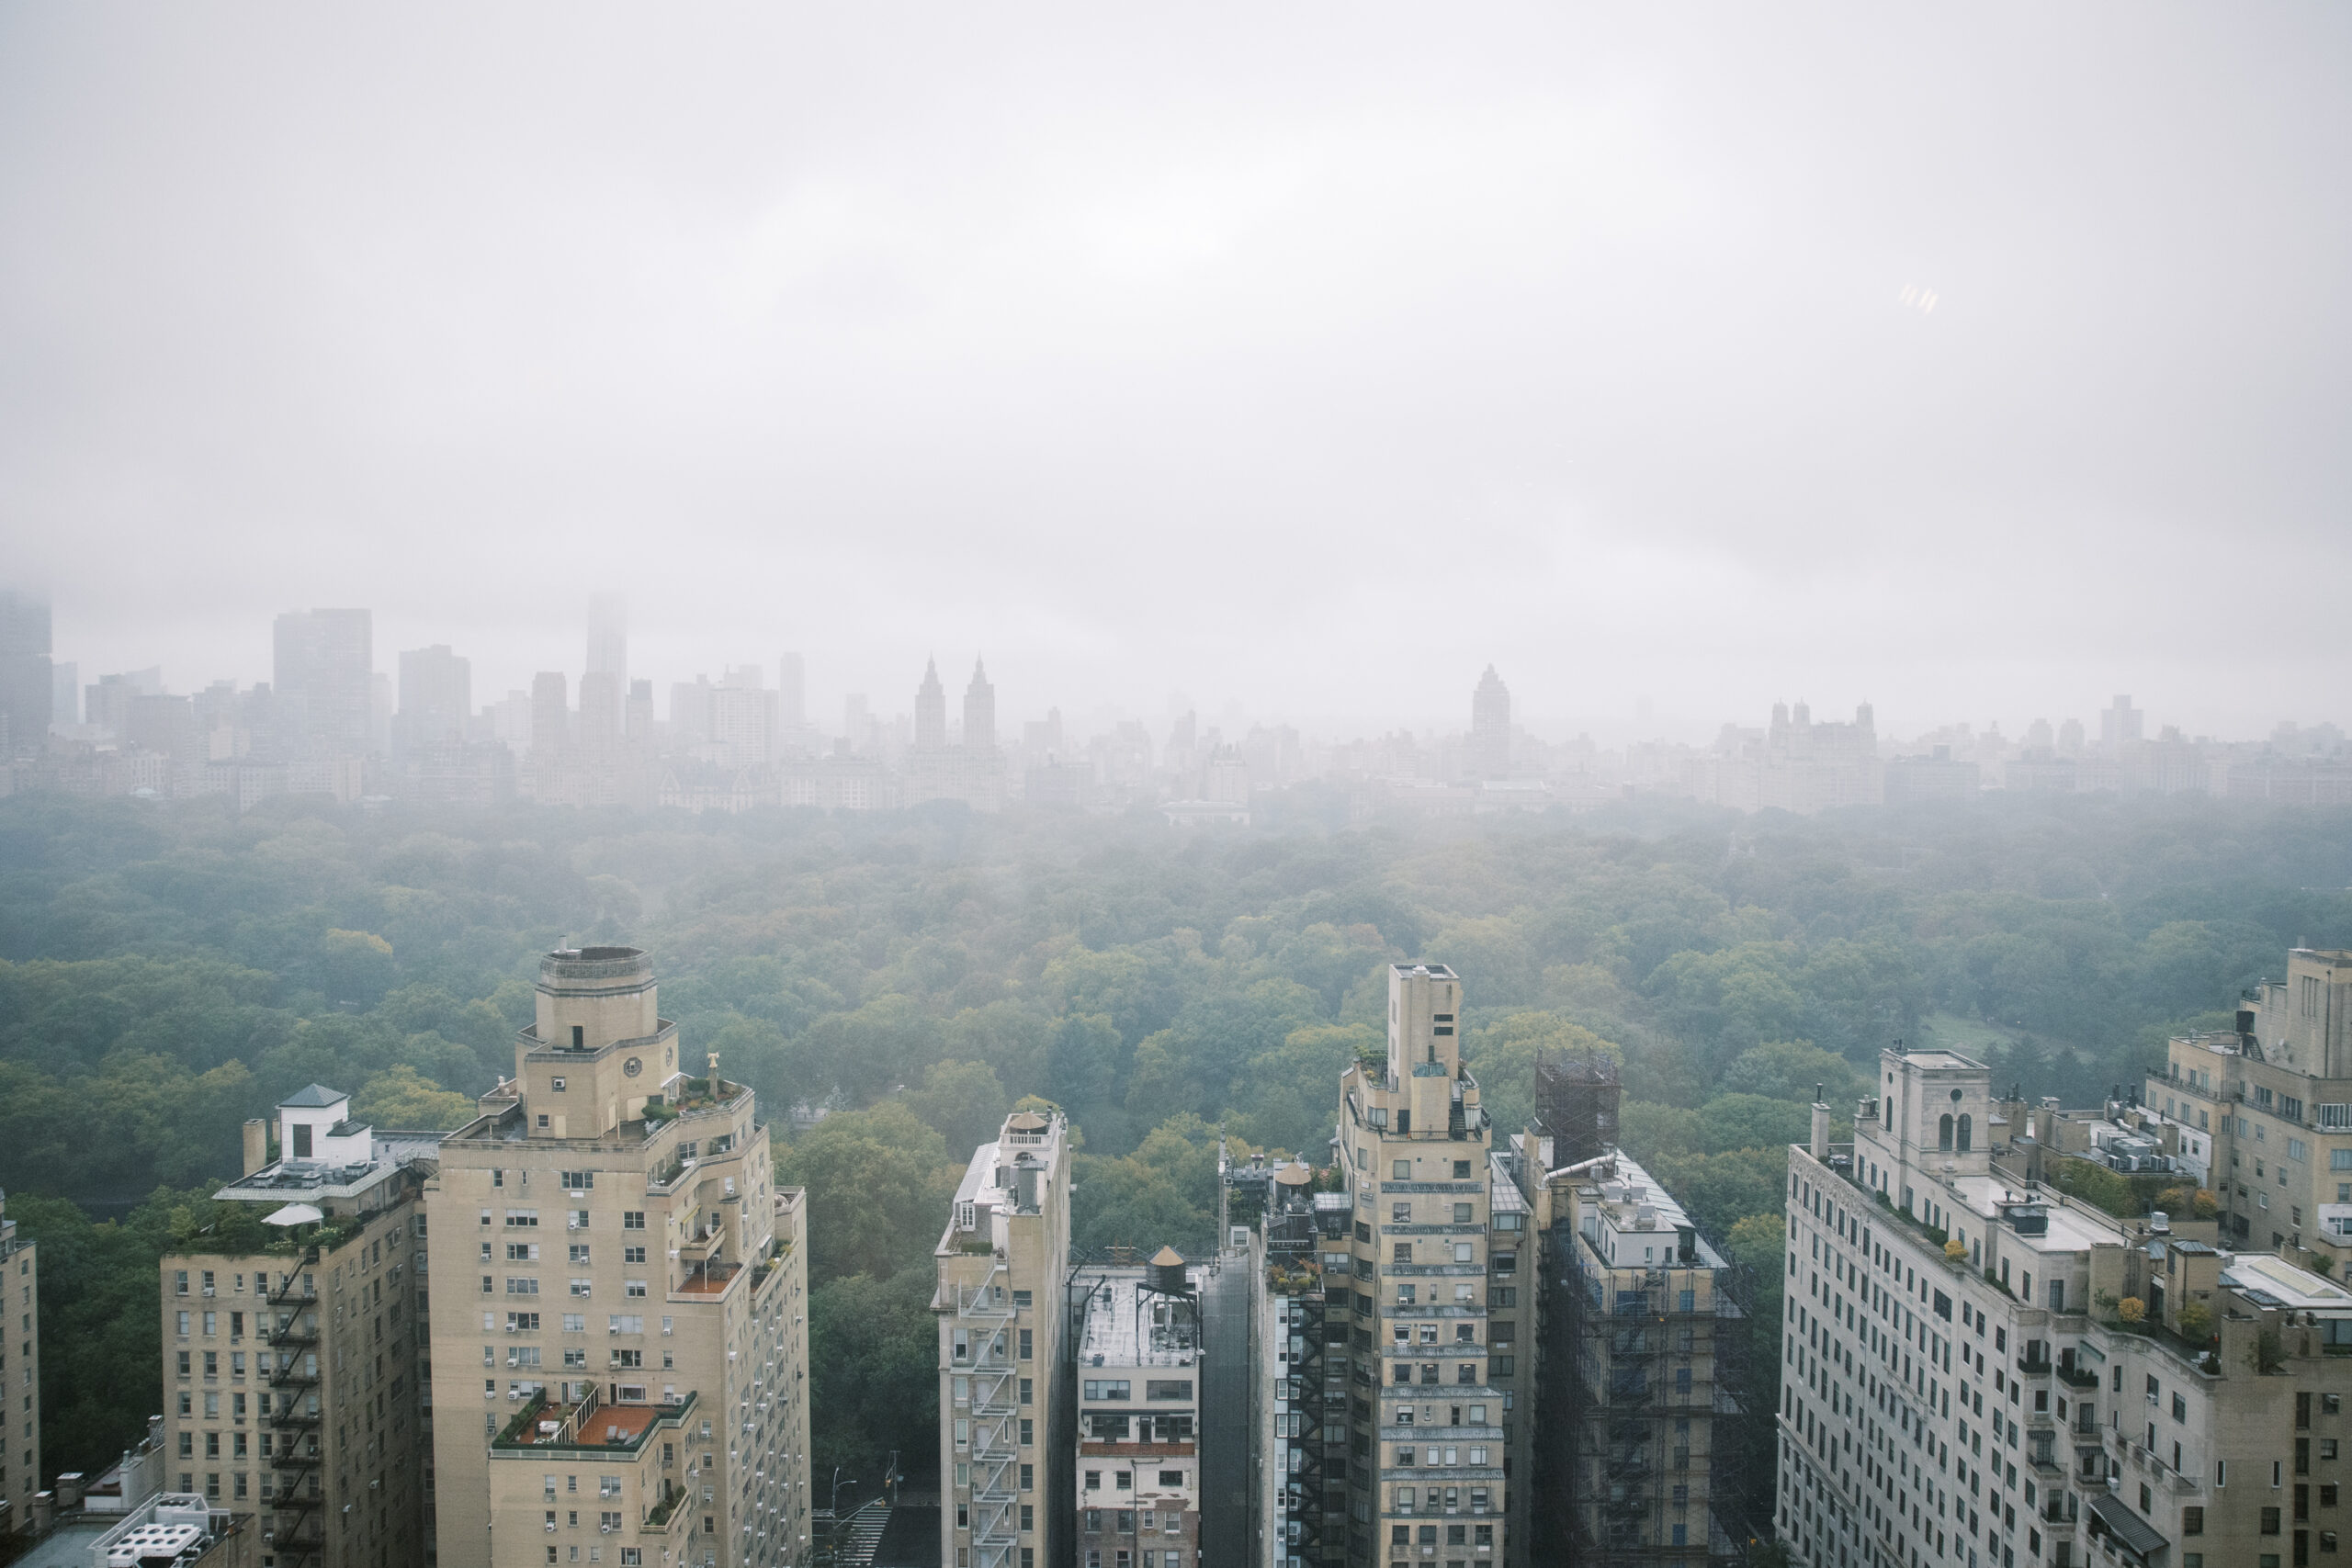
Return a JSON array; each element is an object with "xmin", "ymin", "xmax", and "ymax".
[
  {"xmin": 1073, "ymin": 1258, "xmax": 1203, "ymax": 1568},
  {"xmin": 0, "ymin": 1191, "xmax": 34, "ymax": 1534},
  {"xmin": 1231, "ymin": 1157, "xmax": 1353, "ymax": 1568},
  {"xmin": 162, "ymin": 1084, "xmax": 437, "ymax": 1568},
  {"xmin": 424, "ymin": 944, "xmax": 809, "ymax": 1568},
  {"xmin": 1520, "ymin": 1144, "xmax": 1736, "ymax": 1568},
  {"xmin": 0, "ymin": 1189, "xmax": 33, "ymax": 1532},
  {"xmin": 935, "ymin": 1110, "xmax": 1074, "ymax": 1568},
  {"xmin": 2144, "ymin": 948, "xmax": 2352, "ymax": 1262},
  {"xmin": 1780, "ymin": 1043, "xmax": 2352, "ymax": 1568},
  {"xmin": 1331, "ymin": 964, "xmax": 1510, "ymax": 1568}
]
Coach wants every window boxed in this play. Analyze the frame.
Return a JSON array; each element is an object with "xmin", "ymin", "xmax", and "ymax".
[
  {"xmin": 1146, "ymin": 1381, "xmax": 1193, "ymax": 1400},
  {"xmin": 2266, "ymin": 1508, "xmax": 2284, "ymax": 1535},
  {"xmin": 2185, "ymin": 1509, "xmax": 2205, "ymax": 1536},
  {"xmin": 622, "ymin": 1212, "xmax": 645, "ymax": 1230},
  {"xmin": 1453, "ymin": 1203, "xmax": 1473, "ymax": 1224},
  {"xmin": 505, "ymin": 1209, "xmax": 538, "ymax": 1228},
  {"xmin": 1394, "ymin": 1160, "xmax": 1411, "ymax": 1180},
  {"xmin": 1393, "ymin": 1203, "xmax": 1412, "ymax": 1223}
]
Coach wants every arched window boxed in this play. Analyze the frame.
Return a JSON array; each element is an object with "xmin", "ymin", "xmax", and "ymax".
[
  {"xmin": 1938, "ymin": 1114, "xmax": 1954, "ymax": 1152},
  {"xmin": 1957, "ymin": 1113, "xmax": 1973, "ymax": 1153}
]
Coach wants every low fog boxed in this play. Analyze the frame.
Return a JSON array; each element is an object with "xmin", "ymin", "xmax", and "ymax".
[{"xmin": 2, "ymin": 3, "xmax": 2346, "ymax": 737}]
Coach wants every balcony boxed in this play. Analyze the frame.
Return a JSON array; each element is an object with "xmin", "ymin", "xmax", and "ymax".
[{"xmin": 674, "ymin": 1261, "xmax": 741, "ymax": 1298}]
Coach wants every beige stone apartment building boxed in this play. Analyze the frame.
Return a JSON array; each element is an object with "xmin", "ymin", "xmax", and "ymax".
[
  {"xmin": 0, "ymin": 1191, "xmax": 34, "ymax": 1535},
  {"xmin": 936, "ymin": 1109, "xmax": 1074, "ymax": 1568},
  {"xmin": 424, "ymin": 944, "xmax": 809, "ymax": 1568},
  {"xmin": 1332, "ymin": 964, "xmax": 1511, "ymax": 1568},
  {"xmin": 162, "ymin": 1083, "xmax": 437, "ymax": 1568},
  {"xmin": 2146, "ymin": 948, "xmax": 2352, "ymax": 1261}
]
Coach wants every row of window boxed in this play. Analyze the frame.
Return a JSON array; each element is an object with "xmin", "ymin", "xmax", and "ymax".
[
  {"xmin": 488, "ymin": 1278, "xmax": 651, "ymax": 1298},
  {"xmin": 489, "ymin": 1209, "xmax": 649, "ymax": 1229},
  {"xmin": 1386, "ymin": 1521, "xmax": 1495, "ymax": 1544},
  {"xmin": 484, "ymin": 1346, "xmax": 660, "ymax": 1370},
  {"xmin": 1080, "ymin": 1380, "xmax": 1192, "ymax": 1402}
]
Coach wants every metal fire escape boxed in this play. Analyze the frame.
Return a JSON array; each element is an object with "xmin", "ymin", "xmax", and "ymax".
[
  {"xmin": 958, "ymin": 1259, "xmax": 1022, "ymax": 1568},
  {"xmin": 266, "ymin": 1269, "xmax": 326, "ymax": 1568}
]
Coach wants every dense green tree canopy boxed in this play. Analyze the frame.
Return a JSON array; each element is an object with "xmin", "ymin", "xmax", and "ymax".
[{"xmin": 0, "ymin": 789, "xmax": 2347, "ymax": 1500}]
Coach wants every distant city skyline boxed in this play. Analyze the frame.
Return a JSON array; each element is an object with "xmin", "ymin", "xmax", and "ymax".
[{"xmin": 10, "ymin": 587, "xmax": 2335, "ymax": 750}]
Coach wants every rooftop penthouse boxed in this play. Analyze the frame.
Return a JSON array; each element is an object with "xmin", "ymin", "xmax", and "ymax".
[
  {"xmin": 940, "ymin": 1111, "xmax": 1069, "ymax": 1257},
  {"xmin": 210, "ymin": 1082, "xmax": 439, "ymax": 1225}
]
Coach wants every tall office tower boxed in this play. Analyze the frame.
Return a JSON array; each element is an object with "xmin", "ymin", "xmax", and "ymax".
[
  {"xmin": 2144, "ymin": 947, "xmax": 2352, "ymax": 1258},
  {"xmin": 1072, "ymin": 1254, "xmax": 1204, "ymax": 1568},
  {"xmin": 397, "ymin": 646, "xmax": 474, "ymax": 754},
  {"xmin": 0, "ymin": 587, "xmax": 52, "ymax": 757},
  {"xmin": 0, "ymin": 1192, "xmax": 37, "ymax": 1532},
  {"xmin": 587, "ymin": 595, "xmax": 628, "ymax": 689},
  {"xmin": 626, "ymin": 681, "xmax": 655, "ymax": 748},
  {"xmin": 578, "ymin": 672, "xmax": 624, "ymax": 760},
  {"xmin": 530, "ymin": 673, "xmax": 571, "ymax": 759},
  {"xmin": 1333, "ymin": 965, "xmax": 1509, "ymax": 1568},
  {"xmin": 425, "ymin": 945, "xmax": 809, "ymax": 1568},
  {"xmin": 915, "ymin": 661, "xmax": 948, "ymax": 750},
  {"xmin": 273, "ymin": 611, "xmax": 375, "ymax": 754},
  {"xmin": 964, "ymin": 661, "xmax": 996, "ymax": 754},
  {"xmin": 2099, "ymin": 695, "xmax": 2143, "ymax": 753},
  {"xmin": 708, "ymin": 669, "xmax": 778, "ymax": 771},
  {"xmin": 488, "ymin": 692, "xmax": 535, "ymax": 753},
  {"xmin": 161, "ymin": 1084, "xmax": 437, "ymax": 1568},
  {"xmin": 935, "ymin": 1110, "xmax": 1074, "ymax": 1568},
  {"xmin": 1469, "ymin": 669, "xmax": 1510, "ymax": 780},
  {"xmin": 777, "ymin": 656, "xmax": 805, "ymax": 731}
]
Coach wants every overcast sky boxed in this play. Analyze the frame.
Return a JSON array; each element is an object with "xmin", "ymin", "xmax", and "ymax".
[{"xmin": 3, "ymin": 3, "xmax": 2346, "ymax": 742}]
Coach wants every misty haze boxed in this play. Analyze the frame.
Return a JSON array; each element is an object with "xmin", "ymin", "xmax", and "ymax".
[{"xmin": 0, "ymin": 8, "xmax": 2347, "ymax": 1568}]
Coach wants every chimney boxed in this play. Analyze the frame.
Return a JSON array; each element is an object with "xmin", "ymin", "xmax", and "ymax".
[
  {"xmin": 1810, "ymin": 1087, "xmax": 1831, "ymax": 1160},
  {"xmin": 243, "ymin": 1118, "xmax": 269, "ymax": 1176}
]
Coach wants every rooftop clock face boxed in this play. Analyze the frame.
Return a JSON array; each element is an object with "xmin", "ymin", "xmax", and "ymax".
[{"xmin": 625, "ymin": 1057, "xmax": 643, "ymax": 1077}]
